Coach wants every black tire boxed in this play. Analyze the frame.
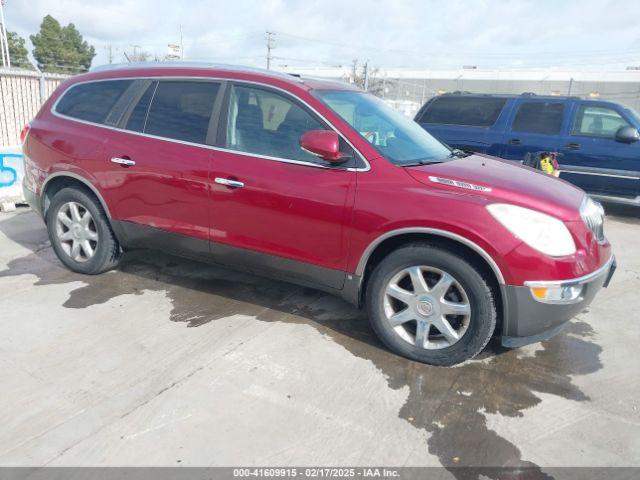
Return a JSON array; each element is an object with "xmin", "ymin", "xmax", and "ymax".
[
  {"xmin": 46, "ymin": 187, "xmax": 122, "ymax": 274},
  {"xmin": 365, "ymin": 243, "xmax": 496, "ymax": 366}
]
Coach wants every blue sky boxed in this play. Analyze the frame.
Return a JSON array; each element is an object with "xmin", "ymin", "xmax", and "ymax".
[{"xmin": 3, "ymin": 0, "xmax": 640, "ymax": 70}]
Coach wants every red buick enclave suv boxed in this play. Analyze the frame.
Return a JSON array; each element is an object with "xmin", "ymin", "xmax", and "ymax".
[{"xmin": 21, "ymin": 63, "xmax": 615, "ymax": 365}]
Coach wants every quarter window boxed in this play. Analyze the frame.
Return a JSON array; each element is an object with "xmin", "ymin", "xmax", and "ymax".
[
  {"xmin": 572, "ymin": 105, "xmax": 630, "ymax": 138},
  {"xmin": 418, "ymin": 96, "xmax": 507, "ymax": 127},
  {"xmin": 144, "ymin": 81, "xmax": 219, "ymax": 144},
  {"xmin": 125, "ymin": 83, "xmax": 156, "ymax": 132},
  {"xmin": 55, "ymin": 80, "xmax": 134, "ymax": 124},
  {"xmin": 512, "ymin": 102, "xmax": 565, "ymax": 135},
  {"xmin": 225, "ymin": 85, "xmax": 327, "ymax": 163}
]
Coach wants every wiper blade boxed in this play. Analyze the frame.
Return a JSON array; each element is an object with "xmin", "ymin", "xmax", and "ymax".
[{"xmin": 401, "ymin": 159, "xmax": 444, "ymax": 167}]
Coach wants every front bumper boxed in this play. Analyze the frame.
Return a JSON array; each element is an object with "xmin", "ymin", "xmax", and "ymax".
[{"xmin": 500, "ymin": 255, "xmax": 616, "ymax": 348}]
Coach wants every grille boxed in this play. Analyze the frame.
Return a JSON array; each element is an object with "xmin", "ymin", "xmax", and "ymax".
[{"xmin": 581, "ymin": 197, "xmax": 606, "ymax": 243}]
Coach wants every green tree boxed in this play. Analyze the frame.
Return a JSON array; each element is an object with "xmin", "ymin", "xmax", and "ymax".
[
  {"xmin": 7, "ymin": 31, "xmax": 33, "ymax": 69},
  {"xmin": 30, "ymin": 15, "xmax": 96, "ymax": 73}
]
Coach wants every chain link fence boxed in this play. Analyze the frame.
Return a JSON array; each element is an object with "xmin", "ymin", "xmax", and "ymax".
[{"xmin": 376, "ymin": 75, "xmax": 640, "ymax": 118}]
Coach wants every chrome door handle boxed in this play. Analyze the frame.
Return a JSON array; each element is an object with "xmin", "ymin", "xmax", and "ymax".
[
  {"xmin": 111, "ymin": 157, "xmax": 136, "ymax": 166},
  {"xmin": 215, "ymin": 177, "xmax": 244, "ymax": 188}
]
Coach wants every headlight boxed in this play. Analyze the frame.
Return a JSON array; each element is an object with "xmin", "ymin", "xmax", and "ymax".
[
  {"xmin": 487, "ymin": 203, "xmax": 576, "ymax": 257},
  {"xmin": 580, "ymin": 196, "xmax": 605, "ymax": 243}
]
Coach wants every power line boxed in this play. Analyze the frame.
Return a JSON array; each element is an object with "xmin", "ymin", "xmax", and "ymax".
[{"xmin": 272, "ymin": 30, "xmax": 640, "ymax": 65}]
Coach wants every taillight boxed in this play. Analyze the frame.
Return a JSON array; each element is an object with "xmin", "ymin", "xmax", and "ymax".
[{"xmin": 20, "ymin": 123, "xmax": 31, "ymax": 144}]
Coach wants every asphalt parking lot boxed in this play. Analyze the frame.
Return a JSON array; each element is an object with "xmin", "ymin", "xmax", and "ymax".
[{"xmin": 0, "ymin": 206, "xmax": 639, "ymax": 475}]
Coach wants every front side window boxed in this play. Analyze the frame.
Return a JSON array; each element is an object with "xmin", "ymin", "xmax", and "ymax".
[
  {"xmin": 419, "ymin": 96, "xmax": 506, "ymax": 127},
  {"xmin": 225, "ymin": 85, "xmax": 326, "ymax": 163},
  {"xmin": 144, "ymin": 81, "xmax": 219, "ymax": 144},
  {"xmin": 512, "ymin": 102, "xmax": 565, "ymax": 135},
  {"xmin": 572, "ymin": 105, "xmax": 630, "ymax": 138},
  {"xmin": 314, "ymin": 90, "xmax": 451, "ymax": 165},
  {"xmin": 55, "ymin": 80, "xmax": 134, "ymax": 124}
]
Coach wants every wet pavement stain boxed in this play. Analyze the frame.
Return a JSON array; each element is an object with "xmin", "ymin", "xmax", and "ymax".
[{"xmin": 0, "ymin": 213, "xmax": 603, "ymax": 479}]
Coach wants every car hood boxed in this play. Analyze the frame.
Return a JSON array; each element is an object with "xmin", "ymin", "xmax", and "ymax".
[{"xmin": 405, "ymin": 154, "xmax": 585, "ymax": 221}]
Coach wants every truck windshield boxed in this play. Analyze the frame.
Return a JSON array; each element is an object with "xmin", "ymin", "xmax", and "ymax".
[{"xmin": 314, "ymin": 90, "xmax": 451, "ymax": 165}]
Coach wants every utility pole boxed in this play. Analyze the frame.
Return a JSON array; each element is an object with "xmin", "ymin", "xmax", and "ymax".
[
  {"xmin": 0, "ymin": 20, "xmax": 5, "ymax": 68},
  {"xmin": 363, "ymin": 61, "xmax": 369, "ymax": 91},
  {"xmin": 180, "ymin": 24, "xmax": 184, "ymax": 60},
  {"xmin": 265, "ymin": 31, "xmax": 275, "ymax": 70},
  {"xmin": 0, "ymin": 0, "xmax": 11, "ymax": 68},
  {"xmin": 104, "ymin": 45, "xmax": 114, "ymax": 64},
  {"xmin": 130, "ymin": 44, "xmax": 142, "ymax": 62}
]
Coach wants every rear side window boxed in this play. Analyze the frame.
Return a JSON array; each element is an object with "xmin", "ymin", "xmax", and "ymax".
[
  {"xmin": 125, "ymin": 83, "xmax": 156, "ymax": 132},
  {"xmin": 55, "ymin": 80, "xmax": 134, "ymax": 124},
  {"xmin": 144, "ymin": 81, "xmax": 219, "ymax": 144},
  {"xmin": 512, "ymin": 102, "xmax": 565, "ymax": 135},
  {"xmin": 419, "ymin": 96, "xmax": 506, "ymax": 127}
]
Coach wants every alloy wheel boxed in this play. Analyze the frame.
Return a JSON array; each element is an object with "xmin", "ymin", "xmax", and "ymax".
[
  {"xmin": 54, "ymin": 201, "xmax": 99, "ymax": 263},
  {"xmin": 383, "ymin": 265, "xmax": 472, "ymax": 350}
]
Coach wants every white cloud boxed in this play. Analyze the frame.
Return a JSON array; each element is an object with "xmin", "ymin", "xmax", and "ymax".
[{"xmin": 3, "ymin": 0, "xmax": 640, "ymax": 70}]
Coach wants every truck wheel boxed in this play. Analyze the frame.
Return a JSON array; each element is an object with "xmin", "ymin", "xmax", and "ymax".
[
  {"xmin": 46, "ymin": 187, "xmax": 122, "ymax": 274},
  {"xmin": 365, "ymin": 243, "xmax": 496, "ymax": 366}
]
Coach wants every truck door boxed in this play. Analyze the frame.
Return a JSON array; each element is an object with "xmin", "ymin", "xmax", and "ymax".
[
  {"xmin": 500, "ymin": 99, "xmax": 565, "ymax": 162},
  {"xmin": 558, "ymin": 102, "xmax": 640, "ymax": 198}
]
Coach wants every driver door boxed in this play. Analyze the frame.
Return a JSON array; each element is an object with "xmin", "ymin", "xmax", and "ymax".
[
  {"xmin": 559, "ymin": 102, "xmax": 640, "ymax": 197},
  {"xmin": 209, "ymin": 83, "xmax": 357, "ymax": 289}
]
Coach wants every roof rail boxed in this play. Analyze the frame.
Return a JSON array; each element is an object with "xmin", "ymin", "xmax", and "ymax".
[{"xmin": 89, "ymin": 61, "xmax": 304, "ymax": 82}]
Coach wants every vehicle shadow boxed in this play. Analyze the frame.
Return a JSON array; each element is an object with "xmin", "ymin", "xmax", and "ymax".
[{"xmin": 0, "ymin": 208, "xmax": 507, "ymax": 360}]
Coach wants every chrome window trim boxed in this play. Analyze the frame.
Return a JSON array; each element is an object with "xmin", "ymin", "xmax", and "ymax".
[
  {"xmin": 50, "ymin": 76, "xmax": 370, "ymax": 172},
  {"xmin": 355, "ymin": 227, "xmax": 506, "ymax": 285},
  {"xmin": 524, "ymin": 254, "xmax": 614, "ymax": 288}
]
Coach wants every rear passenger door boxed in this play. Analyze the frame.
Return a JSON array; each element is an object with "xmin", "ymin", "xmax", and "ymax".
[
  {"xmin": 101, "ymin": 79, "xmax": 222, "ymax": 252},
  {"xmin": 416, "ymin": 96, "xmax": 507, "ymax": 155},
  {"xmin": 558, "ymin": 102, "xmax": 640, "ymax": 197},
  {"xmin": 500, "ymin": 100, "xmax": 565, "ymax": 161}
]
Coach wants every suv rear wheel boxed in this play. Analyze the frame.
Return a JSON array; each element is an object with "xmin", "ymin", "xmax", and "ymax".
[
  {"xmin": 366, "ymin": 243, "xmax": 496, "ymax": 366},
  {"xmin": 46, "ymin": 187, "xmax": 122, "ymax": 274}
]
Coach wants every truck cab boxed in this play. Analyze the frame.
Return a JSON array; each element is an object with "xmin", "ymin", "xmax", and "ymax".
[{"xmin": 415, "ymin": 93, "xmax": 640, "ymax": 206}]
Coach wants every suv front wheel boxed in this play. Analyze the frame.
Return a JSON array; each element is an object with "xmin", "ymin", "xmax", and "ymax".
[
  {"xmin": 46, "ymin": 187, "xmax": 122, "ymax": 274},
  {"xmin": 366, "ymin": 243, "xmax": 496, "ymax": 366}
]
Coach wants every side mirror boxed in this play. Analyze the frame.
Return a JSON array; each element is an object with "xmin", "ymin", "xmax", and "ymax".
[
  {"xmin": 615, "ymin": 126, "xmax": 640, "ymax": 143},
  {"xmin": 300, "ymin": 130, "xmax": 347, "ymax": 163}
]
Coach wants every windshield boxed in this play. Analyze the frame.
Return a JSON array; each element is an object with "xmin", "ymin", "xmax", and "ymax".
[{"xmin": 313, "ymin": 90, "xmax": 452, "ymax": 165}]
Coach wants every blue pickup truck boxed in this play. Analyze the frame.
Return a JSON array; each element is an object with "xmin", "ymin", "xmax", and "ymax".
[{"xmin": 415, "ymin": 93, "xmax": 640, "ymax": 206}]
